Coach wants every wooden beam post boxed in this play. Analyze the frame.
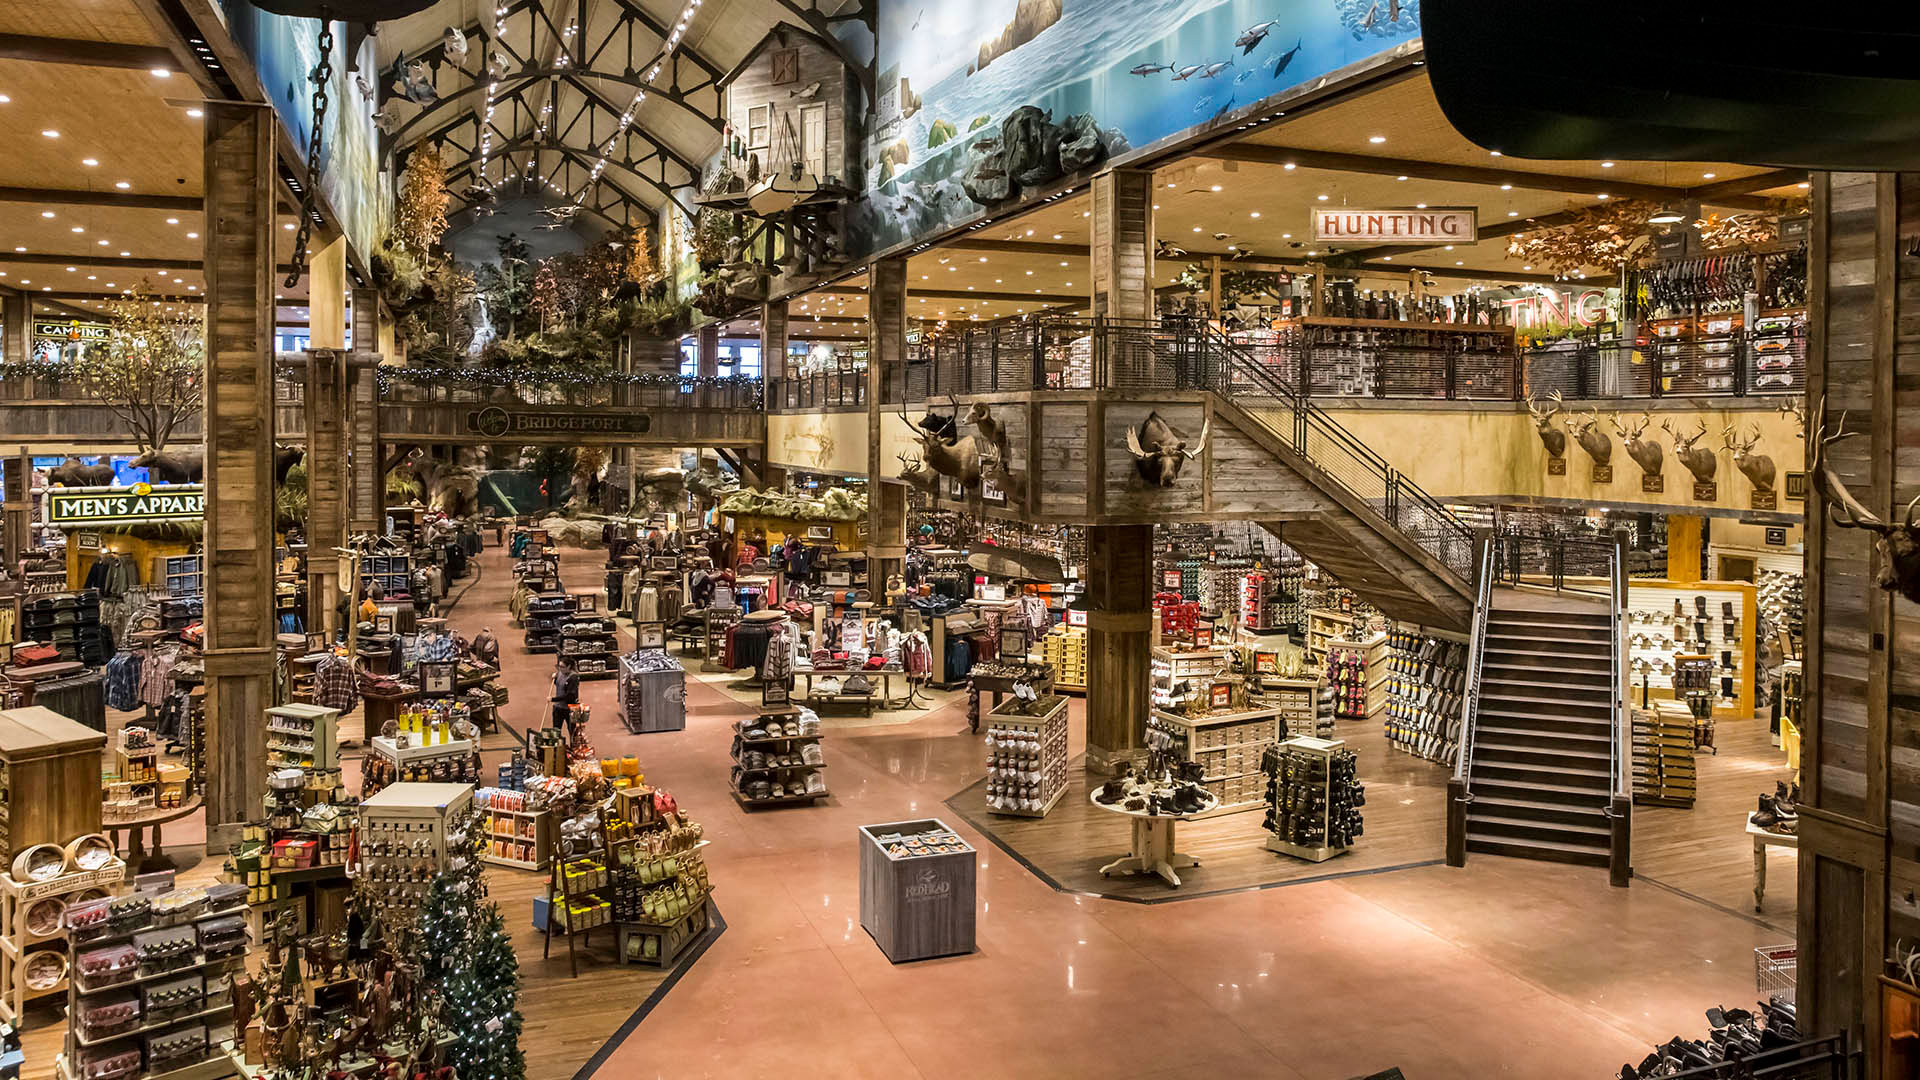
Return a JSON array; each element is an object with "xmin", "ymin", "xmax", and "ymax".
[
  {"xmin": 200, "ymin": 102, "xmax": 276, "ymax": 851},
  {"xmin": 305, "ymin": 350, "xmax": 348, "ymax": 638},
  {"xmin": 2, "ymin": 292, "xmax": 26, "ymax": 369},
  {"xmin": 867, "ymin": 258, "xmax": 908, "ymax": 587},
  {"xmin": 761, "ymin": 300, "xmax": 789, "ymax": 381},
  {"xmin": 1665, "ymin": 515, "xmax": 1703, "ymax": 583},
  {"xmin": 3, "ymin": 448, "xmax": 28, "ymax": 569},
  {"xmin": 348, "ymin": 287, "xmax": 384, "ymax": 535},
  {"xmin": 1085, "ymin": 524, "xmax": 1152, "ymax": 773},
  {"xmin": 1090, "ymin": 169, "xmax": 1154, "ymax": 382},
  {"xmin": 696, "ymin": 323, "xmax": 720, "ymax": 379}
]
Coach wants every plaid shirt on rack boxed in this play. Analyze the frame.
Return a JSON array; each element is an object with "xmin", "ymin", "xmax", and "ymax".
[{"xmin": 313, "ymin": 654, "xmax": 359, "ymax": 713}]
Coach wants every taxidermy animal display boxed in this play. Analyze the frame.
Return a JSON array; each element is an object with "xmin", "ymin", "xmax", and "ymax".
[
  {"xmin": 1612, "ymin": 411, "xmax": 1664, "ymax": 478},
  {"xmin": 130, "ymin": 448, "xmax": 204, "ymax": 484},
  {"xmin": 1125, "ymin": 410, "xmax": 1209, "ymax": 487},
  {"xmin": 274, "ymin": 445, "xmax": 306, "ymax": 487},
  {"xmin": 899, "ymin": 398, "xmax": 983, "ymax": 488},
  {"xmin": 1725, "ymin": 425, "xmax": 1775, "ymax": 493},
  {"xmin": 1662, "ymin": 419, "xmax": 1718, "ymax": 483},
  {"xmin": 47, "ymin": 458, "xmax": 115, "ymax": 487},
  {"xmin": 912, "ymin": 396, "xmax": 960, "ymax": 444},
  {"xmin": 896, "ymin": 452, "xmax": 939, "ymax": 493},
  {"xmin": 1526, "ymin": 391, "xmax": 1567, "ymax": 458},
  {"xmin": 1569, "ymin": 407, "xmax": 1612, "ymax": 467},
  {"xmin": 1813, "ymin": 408, "xmax": 1920, "ymax": 604}
]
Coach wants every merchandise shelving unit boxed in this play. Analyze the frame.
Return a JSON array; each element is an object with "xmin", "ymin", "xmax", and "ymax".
[
  {"xmin": 153, "ymin": 556, "xmax": 203, "ymax": 600},
  {"xmin": 729, "ymin": 707, "xmax": 828, "ymax": 809},
  {"xmin": 357, "ymin": 781, "xmax": 474, "ymax": 919},
  {"xmin": 1263, "ymin": 735, "xmax": 1363, "ymax": 863},
  {"xmin": 983, "ymin": 695, "xmax": 1068, "ymax": 818},
  {"xmin": 1149, "ymin": 647, "xmax": 1230, "ymax": 713},
  {"xmin": 1323, "ymin": 634, "xmax": 1389, "ymax": 720},
  {"xmin": 0, "ymin": 857, "xmax": 124, "ymax": 1025},
  {"xmin": 1383, "ymin": 628, "xmax": 1468, "ymax": 764},
  {"xmin": 262, "ymin": 704, "xmax": 339, "ymax": 772},
  {"xmin": 523, "ymin": 593, "xmax": 576, "ymax": 653},
  {"xmin": 1632, "ymin": 700, "xmax": 1697, "ymax": 808},
  {"xmin": 560, "ymin": 616, "xmax": 618, "ymax": 678},
  {"xmin": 359, "ymin": 735, "xmax": 477, "ymax": 798},
  {"xmin": 1255, "ymin": 676, "xmax": 1322, "ymax": 740},
  {"xmin": 475, "ymin": 788, "xmax": 554, "ymax": 871},
  {"xmin": 1305, "ymin": 608, "xmax": 1358, "ymax": 661},
  {"xmin": 1145, "ymin": 705, "xmax": 1281, "ymax": 816},
  {"xmin": 1035, "ymin": 622, "xmax": 1087, "ymax": 694},
  {"xmin": 617, "ymin": 651, "xmax": 686, "ymax": 734},
  {"xmin": 360, "ymin": 552, "xmax": 410, "ymax": 600},
  {"xmin": 1624, "ymin": 579, "xmax": 1758, "ymax": 720}
]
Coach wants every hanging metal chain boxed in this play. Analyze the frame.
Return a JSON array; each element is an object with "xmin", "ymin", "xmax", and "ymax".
[{"xmin": 284, "ymin": 11, "xmax": 334, "ymax": 289}]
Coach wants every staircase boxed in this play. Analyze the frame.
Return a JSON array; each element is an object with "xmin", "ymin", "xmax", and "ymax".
[{"xmin": 1463, "ymin": 589, "xmax": 1620, "ymax": 869}]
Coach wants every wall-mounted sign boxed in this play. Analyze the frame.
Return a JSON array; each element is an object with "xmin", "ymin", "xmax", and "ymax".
[
  {"xmin": 464, "ymin": 406, "xmax": 652, "ymax": 439},
  {"xmin": 1312, "ymin": 208, "xmax": 1476, "ymax": 244},
  {"xmin": 33, "ymin": 320, "xmax": 109, "ymax": 342},
  {"xmin": 1784, "ymin": 472, "xmax": 1807, "ymax": 501},
  {"xmin": 47, "ymin": 484, "xmax": 204, "ymax": 526},
  {"xmin": 1491, "ymin": 286, "xmax": 1617, "ymax": 332},
  {"xmin": 1765, "ymin": 527, "xmax": 1787, "ymax": 546}
]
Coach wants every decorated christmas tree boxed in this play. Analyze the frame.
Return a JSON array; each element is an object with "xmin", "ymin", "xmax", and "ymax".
[{"xmin": 440, "ymin": 903, "xmax": 526, "ymax": 1080}]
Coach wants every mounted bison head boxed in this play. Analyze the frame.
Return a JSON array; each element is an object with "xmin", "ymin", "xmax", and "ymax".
[{"xmin": 1125, "ymin": 411, "xmax": 1209, "ymax": 487}]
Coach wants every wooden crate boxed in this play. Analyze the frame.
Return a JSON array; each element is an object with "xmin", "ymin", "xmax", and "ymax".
[
  {"xmin": 0, "ymin": 707, "xmax": 105, "ymax": 866},
  {"xmin": 858, "ymin": 819, "xmax": 975, "ymax": 963}
]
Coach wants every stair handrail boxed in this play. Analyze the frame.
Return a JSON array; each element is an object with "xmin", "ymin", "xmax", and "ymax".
[
  {"xmin": 1193, "ymin": 327, "xmax": 1479, "ymax": 583},
  {"xmin": 1609, "ymin": 527, "xmax": 1631, "ymax": 808},
  {"xmin": 1454, "ymin": 533, "xmax": 1497, "ymax": 790}
]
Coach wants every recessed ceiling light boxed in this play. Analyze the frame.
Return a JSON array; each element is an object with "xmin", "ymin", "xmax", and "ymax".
[
  {"xmin": 186, "ymin": 231, "xmax": 198, "ymax": 238},
  {"xmin": 1522, "ymin": 264, "xmax": 1533, "ymax": 270},
  {"xmin": 86, "ymin": 275, "xmax": 94, "ymax": 280},
  {"xmin": 1415, "ymin": 203, "xmax": 1427, "ymax": 209},
  {"xmin": 186, "ymin": 108, "xmax": 202, "ymax": 118},
  {"xmin": 1209, "ymin": 185, "xmax": 1222, "ymax": 192},
  {"xmin": 114, "ymin": 181, "xmax": 130, "ymax": 190},
  {"xmin": 1444, "ymin": 245, "xmax": 1454, "ymax": 251},
  {"xmin": 119, "ymin": 251, "xmax": 129, "ymax": 256},
  {"xmin": 1596, "ymin": 194, "xmax": 1609, "ymax": 200},
  {"xmin": 65, "ymin": 266, "xmax": 74, "ymax": 272},
  {"xmin": 283, "ymin": 222, "xmax": 295, "ymax": 230},
  {"xmin": 1316, "ymin": 194, "xmax": 1328, "ymax": 201},
  {"xmin": 150, "ymin": 68, "xmax": 171, "ymax": 78},
  {"xmin": 1703, "ymin": 172, "xmax": 1716, "ymax": 179},
  {"xmin": 978, "ymin": 256, "xmax": 988, "ymax": 262},
  {"xmin": 1250, "ymin": 211, "xmax": 1260, "ymax": 218},
  {"xmin": 0, "ymin": 95, "xmax": 10, "ymax": 104},
  {"xmin": 1367, "ymin": 135, "xmax": 1385, "ymax": 144},
  {"xmin": 71, "ymin": 226, "xmax": 83, "ymax": 233},
  {"xmin": 40, "ymin": 130, "xmax": 58, "ymax": 138},
  {"xmin": 39, "ymin": 211, "xmax": 53, "ymax": 219},
  {"xmin": 1490, "ymin": 150, "xmax": 1502, "ymax": 157},
  {"xmin": 1283, "ymin": 163, "xmax": 1296, "ymax": 171},
  {"xmin": 1507, "ymin": 210, "xmax": 1519, "ymax": 217},
  {"xmin": 1152, "ymin": 204, "xmax": 1160, "ymax": 210},
  {"xmin": 1601, "ymin": 161, "xmax": 1614, "ymax": 168},
  {"xmin": 1499, "ymin": 184, "xmax": 1512, "ymax": 191},
  {"xmin": 1798, "ymin": 182, "xmax": 1810, "ymax": 189},
  {"xmin": 166, "ymin": 218, "xmax": 179, "ymax": 225},
  {"xmin": 1456, "ymin": 260, "xmax": 1464, "ymax": 265},
  {"xmin": 1282, "ymin": 233, "xmax": 1291, "ymax": 239},
  {"xmin": 1165, "ymin": 182, "xmax": 1176, "ymax": 188}
]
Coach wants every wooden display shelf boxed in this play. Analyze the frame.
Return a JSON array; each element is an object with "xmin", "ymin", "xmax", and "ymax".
[{"xmin": 732, "ymin": 788, "xmax": 829, "ymax": 810}]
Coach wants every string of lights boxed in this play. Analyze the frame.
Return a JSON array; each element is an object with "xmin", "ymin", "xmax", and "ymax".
[{"xmin": 565, "ymin": 0, "xmax": 705, "ymax": 210}]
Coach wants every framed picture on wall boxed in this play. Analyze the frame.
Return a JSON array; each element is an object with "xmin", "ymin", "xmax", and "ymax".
[
  {"xmin": 373, "ymin": 614, "xmax": 395, "ymax": 634},
  {"xmin": 806, "ymin": 525, "xmax": 833, "ymax": 540}
]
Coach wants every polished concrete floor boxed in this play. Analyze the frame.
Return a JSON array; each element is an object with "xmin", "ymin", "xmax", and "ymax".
[{"xmin": 26, "ymin": 539, "xmax": 1792, "ymax": 1080}]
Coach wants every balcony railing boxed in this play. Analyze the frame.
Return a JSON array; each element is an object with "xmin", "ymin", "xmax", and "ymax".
[{"xmin": 767, "ymin": 370, "xmax": 866, "ymax": 411}]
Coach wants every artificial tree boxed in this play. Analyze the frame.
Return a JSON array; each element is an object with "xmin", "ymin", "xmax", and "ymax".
[{"xmin": 77, "ymin": 283, "xmax": 204, "ymax": 455}]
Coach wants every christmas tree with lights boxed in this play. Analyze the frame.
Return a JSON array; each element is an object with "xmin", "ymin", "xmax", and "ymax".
[{"xmin": 440, "ymin": 903, "xmax": 526, "ymax": 1080}]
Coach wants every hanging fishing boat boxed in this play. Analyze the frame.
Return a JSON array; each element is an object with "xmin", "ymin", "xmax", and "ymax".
[{"xmin": 746, "ymin": 113, "xmax": 819, "ymax": 216}]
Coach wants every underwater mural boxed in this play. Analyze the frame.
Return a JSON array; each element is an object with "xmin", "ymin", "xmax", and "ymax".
[{"xmin": 852, "ymin": 0, "xmax": 1420, "ymax": 254}]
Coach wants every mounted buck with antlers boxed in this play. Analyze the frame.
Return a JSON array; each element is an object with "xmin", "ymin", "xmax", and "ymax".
[
  {"xmin": 1813, "ymin": 407, "xmax": 1920, "ymax": 603},
  {"xmin": 1662, "ymin": 418, "xmax": 1717, "ymax": 483},
  {"xmin": 1612, "ymin": 411, "xmax": 1664, "ymax": 478},
  {"xmin": 1779, "ymin": 398, "xmax": 1808, "ymax": 438},
  {"xmin": 1724, "ymin": 425, "xmax": 1775, "ymax": 493},
  {"xmin": 898, "ymin": 397, "xmax": 985, "ymax": 489},
  {"xmin": 1569, "ymin": 407, "xmax": 1613, "ymax": 467},
  {"xmin": 1526, "ymin": 391, "xmax": 1568, "ymax": 458},
  {"xmin": 896, "ymin": 451, "xmax": 939, "ymax": 494}
]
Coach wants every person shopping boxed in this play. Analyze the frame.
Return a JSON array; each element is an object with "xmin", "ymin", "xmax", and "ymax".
[{"xmin": 550, "ymin": 656, "xmax": 580, "ymax": 733}]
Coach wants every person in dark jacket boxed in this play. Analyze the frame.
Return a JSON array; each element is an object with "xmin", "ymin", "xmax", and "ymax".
[{"xmin": 550, "ymin": 656, "xmax": 579, "ymax": 731}]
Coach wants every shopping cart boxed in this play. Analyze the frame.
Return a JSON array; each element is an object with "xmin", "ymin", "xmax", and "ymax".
[{"xmin": 1755, "ymin": 944, "xmax": 1796, "ymax": 1005}]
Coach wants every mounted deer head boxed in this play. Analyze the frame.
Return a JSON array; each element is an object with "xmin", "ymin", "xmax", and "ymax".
[
  {"xmin": 1813, "ymin": 407, "xmax": 1920, "ymax": 604},
  {"xmin": 896, "ymin": 451, "xmax": 939, "ymax": 493},
  {"xmin": 898, "ymin": 398, "xmax": 982, "ymax": 488},
  {"xmin": 1526, "ymin": 390, "xmax": 1568, "ymax": 458},
  {"xmin": 1780, "ymin": 398, "xmax": 1808, "ymax": 438},
  {"xmin": 1125, "ymin": 411, "xmax": 1209, "ymax": 487},
  {"xmin": 1569, "ymin": 407, "xmax": 1613, "ymax": 466},
  {"xmin": 1725, "ymin": 424, "xmax": 1775, "ymax": 493},
  {"xmin": 1612, "ymin": 411, "xmax": 1664, "ymax": 477},
  {"xmin": 1661, "ymin": 418, "xmax": 1717, "ymax": 483}
]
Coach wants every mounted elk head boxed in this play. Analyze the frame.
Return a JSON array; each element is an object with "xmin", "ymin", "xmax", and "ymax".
[
  {"xmin": 1126, "ymin": 410, "xmax": 1209, "ymax": 487},
  {"xmin": 1813, "ymin": 409, "xmax": 1920, "ymax": 604},
  {"xmin": 1526, "ymin": 391, "xmax": 1568, "ymax": 459},
  {"xmin": 1725, "ymin": 425, "xmax": 1775, "ymax": 493},
  {"xmin": 1662, "ymin": 419, "xmax": 1717, "ymax": 483},
  {"xmin": 899, "ymin": 398, "xmax": 983, "ymax": 488},
  {"xmin": 1569, "ymin": 407, "xmax": 1612, "ymax": 466},
  {"xmin": 896, "ymin": 451, "xmax": 939, "ymax": 493},
  {"xmin": 1612, "ymin": 411, "xmax": 1664, "ymax": 478}
]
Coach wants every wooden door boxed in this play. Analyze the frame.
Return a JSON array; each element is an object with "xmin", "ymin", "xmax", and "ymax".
[{"xmin": 801, "ymin": 103, "xmax": 827, "ymax": 178}]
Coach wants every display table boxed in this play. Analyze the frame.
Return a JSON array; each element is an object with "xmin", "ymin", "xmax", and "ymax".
[
  {"xmin": 790, "ymin": 668, "xmax": 907, "ymax": 713},
  {"xmin": 857, "ymin": 818, "xmax": 975, "ymax": 963},
  {"xmin": 1747, "ymin": 814, "xmax": 1797, "ymax": 913},
  {"xmin": 1091, "ymin": 789, "xmax": 1216, "ymax": 888},
  {"xmin": 968, "ymin": 668, "xmax": 1054, "ymax": 730},
  {"xmin": 104, "ymin": 794, "xmax": 204, "ymax": 873}
]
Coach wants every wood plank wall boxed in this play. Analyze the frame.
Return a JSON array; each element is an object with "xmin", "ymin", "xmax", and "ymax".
[
  {"xmin": 1800, "ymin": 170, "xmax": 1920, "ymax": 1066},
  {"xmin": 198, "ymin": 103, "xmax": 274, "ymax": 847},
  {"xmin": 868, "ymin": 257, "xmax": 908, "ymax": 583},
  {"xmin": 349, "ymin": 287, "xmax": 383, "ymax": 535},
  {"xmin": 306, "ymin": 348, "xmax": 347, "ymax": 637}
]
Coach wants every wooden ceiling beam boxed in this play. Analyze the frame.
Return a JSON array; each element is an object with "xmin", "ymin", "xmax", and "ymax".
[
  {"xmin": 0, "ymin": 34, "xmax": 178, "ymax": 71},
  {"xmin": 909, "ymin": 288, "xmax": 1080, "ymax": 304},
  {"xmin": 0, "ymin": 187, "xmax": 201, "ymax": 212},
  {"xmin": 941, "ymin": 237, "xmax": 1085, "ymax": 258}
]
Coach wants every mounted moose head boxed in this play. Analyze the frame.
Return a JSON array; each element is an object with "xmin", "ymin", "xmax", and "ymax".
[
  {"xmin": 1813, "ymin": 409, "xmax": 1920, "ymax": 604},
  {"xmin": 1612, "ymin": 412, "xmax": 1664, "ymax": 478},
  {"xmin": 1569, "ymin": 407, "xmax": 1613, "ymax": 467},
  {"xmin": 1125, "ymin": 411, "xmax": 1209, "ymax": 487},
  {"xmin": 1724, "ymin": 425, "xmax": 1775, "ymax": 493},
  {"xmin": 1661, "ymin": 419, "xmax": 1718, "ymax": 483},
  {"xmin": 896, "ymin": 451, "xmax": 939, "ymax": 493},
  {"xmin": 1526, "ymin": 391, "xmax": 1568, "ymax": 459}
]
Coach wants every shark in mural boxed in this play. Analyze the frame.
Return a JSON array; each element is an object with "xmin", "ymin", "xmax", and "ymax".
[
  {"xmin": 1130, "ymin": 62, "xmax": 1173, "ymax": 75},
  {"xmin": 1271, "ymin": 38, "xmax": 1303, "ymax": 79}
]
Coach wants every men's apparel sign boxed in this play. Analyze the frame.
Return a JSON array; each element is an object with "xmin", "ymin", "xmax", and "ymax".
[
  {"xmin": 1312, "ymin": 208, "xmax": 1477, "ymax": 244},
  {"xmin": 48, "ymin": 484, "xmax": 204, "ymax": 526}
]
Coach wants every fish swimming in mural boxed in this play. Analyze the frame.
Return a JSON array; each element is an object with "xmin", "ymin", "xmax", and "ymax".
[
  {"xmin": 1271, "ymin": 39, "xmax": 1303, "ymax": 79},
  {"xmin": 1172, "ymin": 64, "xmax": 1204, "ymax": 81},
  {"xmin": 791, "ymin": 80, "xmax": 822, "ymax": 99},
  {"xmin": 1213, "ymin": 97, "xmax": 1237, "ymax": 120},
  {"xmin": 1130, "ymin": 63, "xmax": 1173, "ymax": 76},
  {"xmin": 1192, "ymin": 95, "xmax": 1214, "ymax": 112},
  {"xmin": 1156, "ymin": 239, "xmax": 1188, "ymax": 258},
  {"xmin": 1234, "ymin": 20, "xmax": 1281, "ymax": 53},
  {"xmin": 1200, "ymin": 61, "xmax": 1234, "ymax": 78},
  {"xmin": 1234, "ymin": 69, "xmax": 1255, "ymax": 84},
  {"xmin": 1361, "ymin": 2, "xmax": 1380, "ymax": 30}
]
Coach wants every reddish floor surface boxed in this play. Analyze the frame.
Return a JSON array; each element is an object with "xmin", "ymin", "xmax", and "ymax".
[
  {"xmin": 439, "ymin": 544, "xmax": 1781, "ymax": 1080},
  {"xmin": 109, "ymin": 541, "xmax": 1783, "ymax": 1078}
]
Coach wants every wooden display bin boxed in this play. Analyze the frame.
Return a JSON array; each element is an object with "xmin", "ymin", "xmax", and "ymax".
[
  {"xmin": 0, "ymin": 707, "xmax": 105, "ymax": 865},
  {"xmin": 858, "ymin": 818, "xmax": 975, "ymax": 963}
]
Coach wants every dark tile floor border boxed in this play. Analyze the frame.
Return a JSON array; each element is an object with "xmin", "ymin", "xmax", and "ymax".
[{"xmin": 574, "ymin": 902, "xmax": 729, "ymax": 1080}]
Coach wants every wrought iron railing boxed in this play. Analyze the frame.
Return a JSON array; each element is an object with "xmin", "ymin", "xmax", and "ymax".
[
  {"xmin": 1453, "ymin": 535, "xmax": 1497, "ymax": 791},
  {"xmin": 1490, "ymin": 531, "xmax": 1618, "ymax": 596},
  {"xmin": 767, "ymin": 370, "xmax": 866, "ymax": 411}
]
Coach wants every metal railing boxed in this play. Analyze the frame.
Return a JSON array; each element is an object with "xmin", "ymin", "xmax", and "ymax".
[
  {"xmin": 1653, "ymin": 1035, "xmax": 1849, "ymax": 1079},
  {"xmin": 1454, "ymin": 535, "xmax": 1497, "ymax": 791},
  {"xmin": 767, "ymin": 370, "xmax": 866, "ymax": 411},
  {"xmin": 1608, "ymin": 527, "xmax": 1630, "ymax": 841},
  {"xmin": 1489, "ymin": 531, "xmax": 1618, "ymax": 596}
]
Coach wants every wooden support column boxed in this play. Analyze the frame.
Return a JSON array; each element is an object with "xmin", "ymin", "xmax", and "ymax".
[
  {"xmin": 3, "ymin": 448, "xmax": 28, "ymax": 569},
  {"xmin": 1086, "ymin": 523, "xmax": 1153, "ymax": 773},
  {"xmin": 697, "ymin": 324, "xmax": 720, "ymax": 379},
  {"xmin": 305, "ymin": 349, "xmax": 348, "ymax": 636},
  {"xmin": 761, "ymin": 301, "xmax": 789, "ymax": 381},
  {"xmin": 200, "ymin": 102, "xmax": 276, "ymax": 850},
  {"xmin": 348, "ymin": 287, "xmax": 383, "ymax": 535},
  {"xmin": 2, "ymin": 292, "xmax": 26, "ymax": 366},
  {"xmin": 1798, "ymin": 170, "xmax": 1917, "ymax": 1069},
  {"xmin": 1090, "ymin": 168, "xmax": 1155, "ymax": 384},
  {"xmin": 867, "ymin": 258, "xmax": 908, "ymax": 586},
  {"xmin": 1665, "ymin": 514, "xmax": 1703, "ymax": 583}
]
